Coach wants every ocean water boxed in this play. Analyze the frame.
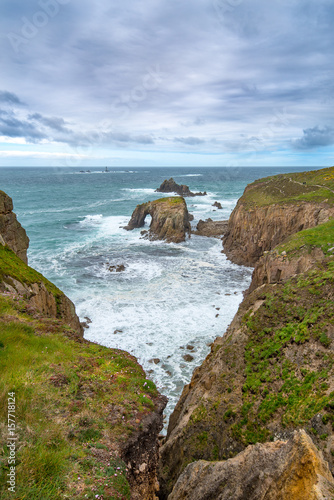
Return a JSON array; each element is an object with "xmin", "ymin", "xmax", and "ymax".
[{"xmin": 0, "ymin": 166, "xmax": 318, "ymax": 429}]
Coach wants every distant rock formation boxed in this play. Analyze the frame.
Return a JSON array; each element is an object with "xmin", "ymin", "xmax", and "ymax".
[
  {"xmin": 212, "ymin": 201, "xmax": 222, "ymax": 209},
  {"xmin": 168, "ymin": 430, "xmax": 334, "ymax": 500},
  {"xmin": 156, "ymin": 178, "xmax": 206, "ymax": 197},
  {"xmin": 0, "ymin": 189, "xmax": 29, "ymax": 263},
  {"xmin": 124, "ymin": 197, "xmax": 191, "ymax": 243},
  {"xmin": 193, "ymin": 218, "xmax": 228, "ymax": 238}
]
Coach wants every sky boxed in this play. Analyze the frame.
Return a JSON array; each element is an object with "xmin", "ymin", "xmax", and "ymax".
[{"xmin": 0, "ymin": 0, "xmax": 333, "ymax": 167}]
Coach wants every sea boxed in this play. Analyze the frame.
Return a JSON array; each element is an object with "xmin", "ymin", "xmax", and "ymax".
[{"xmin": 0, "ymin": 166, "xmax": 320, "ymax": 430}]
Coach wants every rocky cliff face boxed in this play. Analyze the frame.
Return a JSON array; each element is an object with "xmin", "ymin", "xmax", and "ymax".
[
  {"xmin": 194, "ymin": 218, "xmax": 228, "ymax": 238},
  {"xmin": 124, "ymin": 197, "xmax": 191, "ymax": 243},
  {"xmin": 159, "ymin": 167, "xmax": 334, "ymax": 499},
  {"xmin": 223, "ymin": 167, "xmax": 334, "ymax": 266},
  {"xmin": 168, "ymin": 430, "xmax": 334, "ymax": 500},
  {"xmin": 223, "ymin": 201, "xmax": 334, "ymax": 266},
  {"xmin": 156, "ymin": 178, "xmax": 206, "ymax": 197},
  {"xmin": 0, "ymin": 189, "xmax": 29, "ymax": 263}
]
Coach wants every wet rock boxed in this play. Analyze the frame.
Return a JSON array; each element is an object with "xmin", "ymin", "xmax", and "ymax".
[
  {"xmin": 183, "ymin": 354, "xmax": 194, "ymax": 362},
  {"xmin": 155, "ymin": 178, "xmax": 206, "ymax": 197},
  {"xmin": 194, "ymin": 218, "xmax": 228, "ymax": 238},
  {"xmin": 107, "ymin": 264, "xmax": 126, "ymax": 272},
  {"xmin": 149, "ymin": 358, "xmax": 161, "ymax": 365},
  {"xmin": 212, "ymin": 201, "xmax": 223, "ymax": 209}
]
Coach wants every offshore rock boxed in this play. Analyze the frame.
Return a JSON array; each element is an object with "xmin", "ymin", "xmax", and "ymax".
[
  {"xmin": 212, "ymin": 201, "xmax": 223, "ymax": 209},
  {"xmin": 124, "ymin": 197, "xmax": 191, "ymax": 243},
  {"xmin": 168, "ymin": 430, "xmax": 334, "ymax": 500},
  {"xmin": 156, "ymin": 178, "xmax": 206, "ymax": 197},
  {"xmin": 194, "ymin": 218, "xmax": 228, "ymax": 238},
  {"xmin": 0, "ymin": 189, "xmax": 29, "ymax": 263}
]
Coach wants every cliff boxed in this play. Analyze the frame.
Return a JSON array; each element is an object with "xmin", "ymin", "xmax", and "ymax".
[
  {"xmin": 124, "ymin": 197, "xmax": 191, "ymax": 243},
  {"xmin": 156, "ymin": 178, "xmax": 207, "ymax": 197},
  {"xmin": 168, "ymin": 430, "xmax": 334, "ymax": 500},
  {"xmin": 159, "ymin": 167, "xmax": 334, "ymax": 499},
  {"xmin": 223, "ymin": 166, "xmax": 334, "ymax": 266},
  {"xmin": 0, "ymin": 189, "xmax": 29, "ymax": 263},
  {"xmin": 0, "ymin": 190, "xmax": 167, "ymax": 500}
]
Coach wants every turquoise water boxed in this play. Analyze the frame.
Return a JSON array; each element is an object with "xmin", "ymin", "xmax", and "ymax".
[{"xmin": 0, "ymin": 166, "xmax": 319, "ymax": 428}]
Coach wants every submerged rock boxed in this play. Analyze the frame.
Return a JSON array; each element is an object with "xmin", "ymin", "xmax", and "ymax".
[
  {"xmin": 156, "ymin": 178, "xmax": 206, "ymax": 197},
  {"xmin": 168, "ymin": 430, "xmax": 334, "ymax": 500},
  {"xmin": 124, "ymin": 197, "xmax": 191, "ymax": 243}
]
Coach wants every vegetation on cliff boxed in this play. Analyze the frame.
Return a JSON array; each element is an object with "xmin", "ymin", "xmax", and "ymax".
[{"xmin": 160, "ymin": 169, "xmax": 334, "ymax": 498}]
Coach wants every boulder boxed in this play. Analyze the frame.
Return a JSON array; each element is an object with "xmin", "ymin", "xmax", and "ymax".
[
  {"xmin": 156, "ymin": 178, "xmax": 206, "ymax": 197},
  {"xmin": 194, "ymin": 218, "xmax": 228, "ymax": 238},
  {"xmin": 168, "ymin": 430, "xmax": 334, "ymax": 500},
  {"xmin": 124, "ymin": 197, "xmax": 191, "ymax": 243},
  {"xmin": 212, "ymin": 201, "xmax": 222, "ymax": 209}
]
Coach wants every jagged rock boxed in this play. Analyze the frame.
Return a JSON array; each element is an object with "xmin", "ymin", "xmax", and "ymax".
[
  {"xmin": 0, "ymin": 189, "xmax": 29, "ymax": 263},
  {"xmin": 194, "ymin": 218, "xmax": 228, "ymax": 238},
  {"xmin": 212, "ymin": 201, "xmax": 222, "ymax": 209},
  {"xmin": 156, "ymin": 178, "xmax": 206, "ymax": 197},
  {"xmin": 168, "ymin": 430, "xmax": 334, "ymax": 500},
  {"xmin": 124, "ymin": 197, "xmax": 191, "ymax": 243},
  {"xmin": 107, "ymin": 264, "xmax": 126, "ymax": 272}
]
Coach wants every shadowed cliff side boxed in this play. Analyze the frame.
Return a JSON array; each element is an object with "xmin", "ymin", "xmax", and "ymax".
[
  {"xmin": 223, "ymin": 167, "xmax": 334, "ymax": 266},
  {"xmin": 0, "ymin": 189, "xmax": 29, "ymax": 264},
  {"xmin": 124, "ymin": 197, "xmax": 191, "ymax": 243}
]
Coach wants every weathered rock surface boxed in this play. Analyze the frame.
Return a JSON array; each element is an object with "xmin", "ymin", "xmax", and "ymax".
[
  {"xmin": 223, "ymin": 200, "xmax": 334, "ymax": 267},
  {"xmin": 124, "ymin": 197, "xmax": 191, "ymax": 243},
  {"xmin": 1, "ymin": 276, "xmax": 84, "ymax": 336},
  {"xmin": 122, "ymin": 395, "xmax": 167, "ymax": 500},
  {"xmin": 249, "ymin": 246, "xmax": 325, "ymax": 294},
  {"xmin": 0, "ymin": 189, "xmax": 29, "ymax": 263},
  {"xmin": 156, "ymin": 178, "xmax": 207, "ymax": 197},
  {"xmin": 194, "ymin": 218, "xmax": 228, "ymax": 238},
  {"xmin": 168, "ymin": 430, "xmax": 334, "ymax": 500},
  {"xmin": 212, "ymin": 201, "xmax": 222, "ymax": 209}
]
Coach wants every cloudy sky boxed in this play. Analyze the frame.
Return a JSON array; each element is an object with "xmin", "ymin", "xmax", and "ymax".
[{"xmin": 0, "ymin": 0, "xmax": 333, "ymax": 167}]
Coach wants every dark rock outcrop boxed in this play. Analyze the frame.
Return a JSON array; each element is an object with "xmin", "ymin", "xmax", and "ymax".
[
  {"xmin": 0, "ymin": 189, "xmax": 29, "ymax": 263},
  {"xmin": 193, "ymin": 218, "xmax": 228, "ymax": 238},
  {"xmin": 212, "ymin": 201, "xmax": 222, "ymax": 209},
  {"xmin": 168, "ymin": 430, "xmax": 334, "ymax": 500},
  {"xmin": 124, "ymin": 197, "xmax": 191, "ymax": 243},
  {"xmin": 156, "ymin": 178, "xmax": 206, "ymax": 197}
]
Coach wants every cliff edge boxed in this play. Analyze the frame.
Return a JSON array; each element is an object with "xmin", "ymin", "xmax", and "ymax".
[
  {"xmin": 223, "ymin": 166, "xmax": 334, "ymax": 266},
  {"xmin": 159, "ymin": 167, "xmax": 334, "ymax": 499}
]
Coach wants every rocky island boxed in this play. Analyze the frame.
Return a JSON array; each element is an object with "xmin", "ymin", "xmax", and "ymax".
[
  {"xmin": 159, "ymin": 166, "xmax": 334, "ymax": 499},
  {"xmin": 156, "ymin": 178, "xmax": 207, "ymax": 197},
  {"xmin": 124, "ymin": 196, "xmax": 191, "ymax": 243}
]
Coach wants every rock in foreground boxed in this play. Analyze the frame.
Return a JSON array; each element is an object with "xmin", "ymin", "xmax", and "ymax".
[
  {"xmin": 124, "ymin": 197, "xmax": 191, "ymax": 243},
  {"xmin": 156, "ymin": 178, "xmax": 206, "ymax": 197},
  {"xmin": 168, "ymin": 430, "xmax": 334, "ymax": 500}
]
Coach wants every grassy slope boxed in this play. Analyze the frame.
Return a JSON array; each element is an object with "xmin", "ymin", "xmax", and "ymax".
[
  {"xmin": 240, "ymin": 166, "xmax": 334, "ymax": 208},
  {"xmin": 275, "ymin": 218, "xmax": 334, "ymax": 257},
  {"xmin": 0, "ymin": 251, "xmax": 160, "ymax": 500}
]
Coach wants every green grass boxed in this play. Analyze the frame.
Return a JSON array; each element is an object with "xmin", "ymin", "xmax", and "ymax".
[
  {"xmin": 0, "ymin": 245, "xmax": 62, "ymax": 300},
  {"xmin": 0, "ymin": 293, "xmax": 159, "ymax": 499},
  {"xmin": 276, "ymin": 218, "xmax": 334, "ymax": 256},
  {"xmin": 240, "ymin": 166, "xmax": 334, "ymax": 208}
]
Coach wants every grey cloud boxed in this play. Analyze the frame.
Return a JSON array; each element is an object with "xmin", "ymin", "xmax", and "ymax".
[
  {"xmin": 0, "ymin": 90, "xmax": 25, "ymax": 106},
  {"xmin": 0, "ymin": 112, "xmax": 46, "ymax": 142},
  {"xmin": 175, "ymin": 137, "xmax": 205, "ymax": 146},
  {"xmin": 292, "ymin": 126, "xmax": 334, "ymax": 150},
  {"xmin": 28, "ymin": 113, "xmax": 72, "ymax": 133}
]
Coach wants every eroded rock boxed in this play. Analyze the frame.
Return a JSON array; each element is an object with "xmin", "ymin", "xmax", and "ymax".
[
  {"xmin": 194, "ymin": 218, "xmax": 228, "ymax": 238},
  {"xmin": 0, "ymin": 190, "xmax": 29, "ymax": 263},
  {"xmin": 124, "ymin": 197, "xmax": 191, "ymax": 243},
  {"xmin": 156, "ymin": 178, "xmax": 206, "ymax": 197}
]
